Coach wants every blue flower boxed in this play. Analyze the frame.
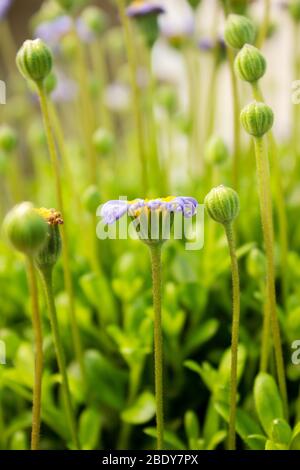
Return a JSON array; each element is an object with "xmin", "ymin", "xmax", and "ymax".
[
  {"xmin": 101, "ymin": 197, "xmax": 198, "ymax": 225},
  {"xmin": 126, "ymin": 1, "xmax": 165, "ymax": 18},
  {"xmin": 0, "ymin": 0, "xmax": 12, "ymax": 20}
]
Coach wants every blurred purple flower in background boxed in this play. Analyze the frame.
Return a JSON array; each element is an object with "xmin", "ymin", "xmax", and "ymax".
[
  {"xmin": 35, "ymin": 15, "xmax": 95, "ymax": 48},
  {"xmin": 126, "ymin": 1, "xmax": 165, "ymax": 18},
  {"xmin": 51, "ymin": 72, "xmax": 78, "ymax": 103},
  {"xmin": 0, "ymin": 0, "xmax": 12, "ymax": 20},
  {"xmin": 35, "ymin": 15, "xmax": 72, "ymax": 46}
]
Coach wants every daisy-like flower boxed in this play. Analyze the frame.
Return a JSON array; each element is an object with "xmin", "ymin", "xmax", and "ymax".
[
  {"xmin": 35, "ymin": 207, "xmax": 63, "ymax": 225},
  {"xmin": 101, "ymin": 196, "xmax": 198, "ymax": 225},
  {"xmin": 0, "ymin": 0, "xmax": 12, "ymax": 20},
  {"xmin": 126, "ymin": 1, "xmax": 165, "ymax": 47},
  {"xmin": 126, "ymin": 0, "xmax": 165, "ymax": 18},
  {"xmin": 34, "ymin": 208, "xmax": 63, "ymax": 270}
]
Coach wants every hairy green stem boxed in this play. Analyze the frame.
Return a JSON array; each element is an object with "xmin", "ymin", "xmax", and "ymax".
[
  {"xmin": 224, "ymin": 223, "xmax": 240, "ymax": 451},
  {"xmin": 26, "ymin": 256, "xmax": 43, "ymax": 450},
  {"xmin": 117, "ymin": 0, "xmax": 148, "ymax": 193},
  {"xmin": 36, "ymin": 84, "xmax": 85, "ymax": 380},
  {"xmin": 260, "ymin": 283, "xmax": 270, "ymax": 372},
  {"xmin": 252, "ymin": 82, "xmax": 289, "ymax": 307},
  {"xmin": 253, "ymin": 137, "xmax": 288, "ymax": 417},
  {"xmin": 149, "ymin": 244, "xmax": 164, "ymax": 450},
  {"xmin": 39, "ymin": 267, "xmax": 80, "ymax": 449}
]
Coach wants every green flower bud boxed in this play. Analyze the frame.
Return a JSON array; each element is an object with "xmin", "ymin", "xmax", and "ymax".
[
  {"xmin": 240, "ymin": 101, "xmax": 274, "ymax": 137},
  {"xmin": 81, "ymin": 6, "xmax": 108, "ymax": 35},
  {"xmin": 0, "ymin": 125, "xmax": 18, "ymax": 153},
  {"xmin": 224, "ymin": 14, "xmax": 256, "ymax": 49},
  {"xmin": 93, "ymin": 128, "xmax": 115, "ymax": 156},
  {"xmin": 82, "ymin": 185, "xmax": 101, "ymax": 214},
  {"xmin": 16, "ymin": 39, "xmax": 53, "ymax": 84},
  {"xmin": 246, "ymin": 247, "xmax": 266, "ymax": 278},
  {"xmin": 235, "ymin": 44, "xmax": 266, "ymax": 83},
  {"xmin": 55, "ymin": 0, "xmax": 87, "ymax": 12},
  {"xmin": 220, "ymin": 0, "xmax": 248, "ymax": 15},
  {"xmin": 204, "ymin": 135, "xmax": 229, "ymax": 165},
  {"xmin": 3, "ymin": 202, "xmax": 48, "ymax": 256},
  {"xmin": 187, "ymin": 0, "xmax": 202, "ymax": 9},
  {"xmin": 34, "ymin": 208, "xmax": 63, "ymax": 270},
  {"xmin": 289, "ymin": 0, "xmax": 300, "ymax": 22},
  {"xmin": 205, "ymin": 185, "xmax": 240, "ymax": 225}
]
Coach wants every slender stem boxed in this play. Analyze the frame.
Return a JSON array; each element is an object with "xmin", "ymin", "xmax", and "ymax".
[
  {"xmin": 117, "ymin": 0, "xmax": 148, "ymax": 192},
  {"xmin": 149, "ymin": 244, "xmax": 164, "ymax": 450},
  {"xmin": 26, "ymin": 257, "xmax": 43, "ymax": 450},
  {"xmin": 72, "ymin": 24, "xmax": 97, "ymax": 185},
  {"xmin": 228, "ymin": 47, "xmax": 241, "ymax": 191},
  {"xmin": 253, "ymin": 137, "xmax": 288, "ymax": 417},
  {"xmin": 223, "ymin": 6, "xmax": 241, "ymax": 191},
  {"xmin": 256, "ymin": 0, "xmax": 271, "ymax": 49},
  {"xmin": 251, "ymin": 82, "xmax": 289, "ymax": 307},
  {"xmin": 205, "ymin": 59, "xmax": 219, "ymax": 142},
  {"xmin": 36, "ymin": 84, "xmax": 85, "ymax": 380},
  {"xmin": 38, "ymin": 267, "xmax": 80, "ymax": 450},
  {"xmin": 260, "ymin": 282, "xmax": 270, "ymax": 372},
  {"xmin": 90, "ymin": 40, "xmax": 112, "ymax": 130},
  {"xmin": 224, "ymin": 223, "xmax": 240, "ymax": 451}
]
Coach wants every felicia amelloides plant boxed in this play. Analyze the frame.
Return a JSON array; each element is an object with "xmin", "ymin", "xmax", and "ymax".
[
  {"xmin": 204, "ymin": 185, "xmax": 240, "ymax": 450},
  {"xmin": 101, "ymin": 196, "xmax": 198, "ymax": 450},
  {"xmin": 16, "ymin": 37, "xmax": 85, "ymax": 380}
]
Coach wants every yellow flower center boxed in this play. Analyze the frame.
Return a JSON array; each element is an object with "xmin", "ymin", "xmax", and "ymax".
[{"xmin": 35, "ymin": 208, "xmax": 63, "ymax": 225}]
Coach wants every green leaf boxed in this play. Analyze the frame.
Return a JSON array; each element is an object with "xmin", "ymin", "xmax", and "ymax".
[
  {"xmin": 79, "ymin": 408, "xmax": 101, "ymax": 450},
  {"xmin": 183, "ymin": 319, "xmax": 219, "ymax": 357},
  {"xmin": 244, "ymin": 434, "xmax": 267, "ymax": 450},
  {"xmin": 271, "ymin": 418, "xmax": 292, "ymax": 445},
  {"xmin": 10, "ymin": 431, "xmax": 28, "ymax": 450},
  {"xmin": 184, "ymin": 410, "xmax": 200, "ymax": 446},
  {"xmin": 215, "ymin": 401, "xmax": 262, "ymax": 447},
  {"xmin": 219, "ymin": 344, "xmax": 247, "ymax": 385},
  {"xmin": 206, "ymin": 430, "xmax": 227, "ymax": 450},
  {"xmin": 184, "ymin": 360, "xmax": 219, "ymax": 393},
  {"xmin": 203, "ymin": 398, "xmax": 220, "ymax": 442},
  {"xmin": 121, "ymin": 391, "xmax": 156, "ymax": 424},
  {"xmin": 144, "ymin": 427, "xmax": 186, "ymax": 450},
  {"xmin": 254, "ymin": 373, "xmax": 284, "ymax": 437},
  {"xmin": 265, "ymin": 439, "xmax": 286, "ymax": 450},
  {"xmin": 289, "ymin": 422, "xmax": 300, "ymax": 450},
  {"xmin": 84, "ymin": 350, "xmax": 127, "ymax": 410},
  {"xmin": 80, "ymin": 272, "xmax": 117, "ymax": 324}
]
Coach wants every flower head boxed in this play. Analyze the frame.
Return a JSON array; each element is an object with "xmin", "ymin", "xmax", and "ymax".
[
  {"xmin": 0, "ymin": 0, "xmax": 12, "ymax": 20},
  {"xmin": 35, "ymin": 208, "xmax": 64, "ymax": 225},
  {"xmin": 101, "ymin": 196, "xmax": 198, "ymax": 225},
  {"xmin": 126, "ymin": 1, "xmax": 165, "ymax": 18},
  {"xmin": 34, "ymin": 208, "xmax": 63, "ymax": 269}
]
